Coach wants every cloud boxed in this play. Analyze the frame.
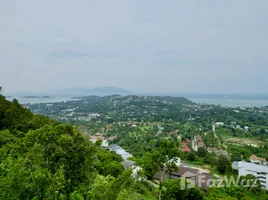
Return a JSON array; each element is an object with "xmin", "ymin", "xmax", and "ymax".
[{"xmin": 0, "ymin": 0, "xmax": 268, "ymax": 93}]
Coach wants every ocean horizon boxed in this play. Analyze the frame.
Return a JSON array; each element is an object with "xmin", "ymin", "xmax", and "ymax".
[{"xmin": 4, "ymin": 93, "xmax": 268, "ymax": 108}]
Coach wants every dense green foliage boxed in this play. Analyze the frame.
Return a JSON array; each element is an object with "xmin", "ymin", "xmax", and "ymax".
[
  {"xmin": 0, "ymin": 95, "xmax": 156, "ymax": 199},
  {"xmin": 162, "ymin": 179, "xmax": 204, "ymax": 200}
]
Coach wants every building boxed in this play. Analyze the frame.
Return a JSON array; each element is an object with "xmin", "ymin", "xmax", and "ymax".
[
  {"xmin": 215, "ymin": 122, "xmax": 225, "ymax": 126},
  {"xmin": 186, "ymin": 138, "xmax": 191, "ymax": 144},
  {"xmin": 244, "ymin": 126, "xmax": 250, "ymax": 131},
  {"xmin": 154, "ymin": 166, "xmax": 213, "ymax": 191},
  {"xmin": 89, "ymin": 135, "xmax": 105, "ymax": 143},
  {"xmin": 233, "ymin": 161, "xmax": 268, "ymax": 190},
  {"xmin": 107, "ymin": 144, "xmax": 132, "ymax": 160},
  {"xmin": 250, "ymin": 154, "xmax": 267, "ymax": 166},
  {"xmin": 192, "ymin": 135, "xmax": 205, "ymax": 151},
  {"xmin": 181, "ymin": 145, "xmax": 191, "ymax": 153},
  {"xmin": 181, "ymin": 139, "xmax": 192, "ymax": 152},
  {"xmin": 89, "ymin": 134, "xmax": 115, "ymax": 145}
]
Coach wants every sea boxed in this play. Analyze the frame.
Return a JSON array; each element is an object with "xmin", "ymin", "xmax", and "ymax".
[
  {"xmin": 184, "ymin": 94, "xmax": 268, "ymax": 108},
  {"xmin": 4, "ymin": 94, "xmax": 268, "ymax": 108},
  {"xmin": 5, "ymin": 96, "xmax": 79, "ymax": 105},
  {"xmin": 187, "ymin": 97, "xmax": 268, "ymax": 108}
]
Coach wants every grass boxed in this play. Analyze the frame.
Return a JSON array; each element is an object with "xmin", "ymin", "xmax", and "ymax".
[
  {"xmin": 129, "ymin": 125, "xmax": 153, "ymax": 137},
  {"xmin": 223, "ymin": 136, "xmax": 266, "ymax": 147}
]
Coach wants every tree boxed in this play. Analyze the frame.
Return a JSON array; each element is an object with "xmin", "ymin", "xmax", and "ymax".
[
  {"xmin": 186, "ymin": 152, "xmax": 196, "ymax": 162},
  {"xmin": 162, "ymin": 179, "xmax": 204, "ymax": 200},
  {"xmin": 138, "ymin": 139, "xmax": 179, "ymax": 200},
  {"xmin": 198, "ymin": 147, "xmax": 207, "ymax": 158},
  {"xmin": 166, "ymin": 159, "xmax": 179, "ymax": 178},
  {"xmin": 239, "ymin": 174, "xmax": 262, "ymax": 193},
  {"xmin": 217, "ymin": 155, "xmax": 231, "ymax": 174}
]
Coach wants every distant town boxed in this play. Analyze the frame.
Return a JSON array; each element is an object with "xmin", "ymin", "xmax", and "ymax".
[{"xmin": 26, "ymin": 95, "xmax": 268, "ymax": 192}]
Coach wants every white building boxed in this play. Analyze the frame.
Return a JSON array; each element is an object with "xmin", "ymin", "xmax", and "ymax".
[
  {"xmin": 233, "ymin": 161, "xmax": 268, "ymax": 190},
  {"xmin": 108, "ymin": 144, "xmax": 132, "ymax": 160},
  {"xmin": 215, "ymin": 122, "xmax": 225, "ymax": 126}
]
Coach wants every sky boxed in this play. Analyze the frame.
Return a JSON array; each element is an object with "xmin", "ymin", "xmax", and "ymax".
[{"xmin": 0, "ymin": 0, "xmax": 268, "ymax": 94}]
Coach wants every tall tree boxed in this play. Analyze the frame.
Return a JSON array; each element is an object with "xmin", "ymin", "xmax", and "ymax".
[
  {"xmin": 139, "ymin": 139, "xmax": 179, "ymax": 200},
  {"xmin": 217, "ymin": 155, "xmax": 231, "ymax": 174}
]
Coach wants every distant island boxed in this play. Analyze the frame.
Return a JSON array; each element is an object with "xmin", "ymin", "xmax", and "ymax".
[{"xmin": 24, "ymin": 96, "xmax": 51, "ymax": 98}]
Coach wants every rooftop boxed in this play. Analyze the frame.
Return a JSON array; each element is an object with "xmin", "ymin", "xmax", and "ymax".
[
  {"xmin": 108, "ymin": 144, "xmax": 132, "ymax": 160},
  {"xmin": 236, "ymin": 161, "xmax": 268, "ymax": 173},
  {"xmin": 250, "ymin": 154, "xmax": 266, "ymax": 162}
]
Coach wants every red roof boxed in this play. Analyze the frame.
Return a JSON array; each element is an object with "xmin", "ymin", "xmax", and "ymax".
[{"xmin": 181, "ymin": 146, "xmax": 191, "ymax": 152}]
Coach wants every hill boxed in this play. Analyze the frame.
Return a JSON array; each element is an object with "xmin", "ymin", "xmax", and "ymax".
[
  {"xmin": 0, "ymin": 94, "xmax": 157, "ymax": 199},
  {"xmin": 147, "ymin": 95, "xmax": 193, "ymax": 105}
]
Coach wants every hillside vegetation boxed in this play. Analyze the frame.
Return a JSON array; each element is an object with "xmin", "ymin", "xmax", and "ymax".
[{"xmin": 0, "ymin": 94, "xmax": 157, "ymax": 199}]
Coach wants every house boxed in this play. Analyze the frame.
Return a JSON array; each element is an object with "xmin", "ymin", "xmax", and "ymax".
[
  {"xmin": 181, "ymin": 140, "xmax": 192, "ymax": 152},
  {"xmin": 170, "ymin": 166, "xmax": 199, "ymax": 179},
  {"xmin": 154, "ymin": 166, "xmax": 213, "ymax": 191},
  {"xmin": 192, "ymin": 135, "xmax": 205, "ymax": 151},
  {"xmin": 215, "ymin": 122, "xmax": 225, "ymax": 126},
  {"xmin": 250, "ymin": 154, "xmax": 267, "ymax": 165},
  {"xmin": 181, "ymin": 146, "xmax": 191, "ymax": 153},
  {"xmin": 107, "ymin": 136, "xmax": 116, "ymax": 141},
  {"xmin": 89, "ymin": 134, "xmax": 116, "ymax": 143},
  {"xmin": 177, "ymin": 166, "xmax": 213, "ymax": 191},
  {"xmin": 233, "ymin": 161, "xmax": 268, "ymax": 190},
  {"xmin": 89, "ymin": 135, "xmax": 105, "ymax": 143},
  {"xmin": 181, "ymin": 142, "xmax": 189, "ymax": 148},
  {"xmin": 108, "ymin": 144, "xmax": 132, "ymax": 161}
]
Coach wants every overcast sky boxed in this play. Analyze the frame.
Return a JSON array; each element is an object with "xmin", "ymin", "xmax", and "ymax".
[{"xmin": 1, "ymin": 0, "xmax": 268, "ymax": 93}]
